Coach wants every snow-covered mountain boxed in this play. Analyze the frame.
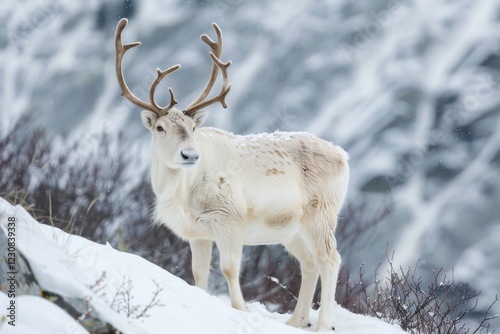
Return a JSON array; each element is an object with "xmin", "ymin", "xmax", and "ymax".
[
  {"xmin": 1, "ymin": 0, "xmax": 499, "ymax": 328},
  {"xmin": 0, "ymin": 199, "xmax": 407, "ymax": 333}
]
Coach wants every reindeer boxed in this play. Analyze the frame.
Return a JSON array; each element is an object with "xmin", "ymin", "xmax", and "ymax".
[{"xmin": 114, "ymin": 18, "xmax": 349, "ymax": 331}]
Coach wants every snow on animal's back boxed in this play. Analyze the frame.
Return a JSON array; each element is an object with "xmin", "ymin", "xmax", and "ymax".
[{"xmin": 198, "ymin": 127, "xmax": 349, "ymax": 188}]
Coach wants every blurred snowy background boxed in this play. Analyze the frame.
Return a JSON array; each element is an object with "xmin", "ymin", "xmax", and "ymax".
[{"xmin": 1, "ymin": 0, "xmax": 499, "ymax": 329}]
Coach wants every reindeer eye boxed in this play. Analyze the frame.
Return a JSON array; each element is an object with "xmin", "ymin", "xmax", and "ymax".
[
  {"xmin": 156, "ymin": 126, "xmax": 164, "ymax": 132},
  {"xmin": 192, "ymin": 126, "xmax": 196, "ymax": 132}
]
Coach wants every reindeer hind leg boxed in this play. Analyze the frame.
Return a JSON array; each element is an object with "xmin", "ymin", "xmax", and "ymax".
[{"xmin": 284, "ymin": 236, "xmax": 319, "ymax": 328}]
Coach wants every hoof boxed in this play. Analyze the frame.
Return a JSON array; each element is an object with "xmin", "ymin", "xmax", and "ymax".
[
  {"xmin": 286, "ymin": 315, "xmax": 311, "ymax": 328},
  {"xmin": 315, "ymin": 323, "xmax": 336, "ymax": 332}
]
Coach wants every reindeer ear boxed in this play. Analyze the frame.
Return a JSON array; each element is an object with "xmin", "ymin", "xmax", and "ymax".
[
  {"xmin": 192, "ymin": 110, "xmax": 209, "ymax": 127},
  {"xmin": 141, "ymin": 110, "xmax": 157, "ymax": 130}
]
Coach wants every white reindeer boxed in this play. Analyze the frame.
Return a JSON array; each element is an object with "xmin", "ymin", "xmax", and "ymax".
[{"xmin": 115, "ymin": 18, "xmax": 349, "ymax": 332}]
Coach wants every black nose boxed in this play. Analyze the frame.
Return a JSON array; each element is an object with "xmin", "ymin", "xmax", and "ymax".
[{"xmin": 181, "ymin": 150, "xmax": 199, "ymax": 162}]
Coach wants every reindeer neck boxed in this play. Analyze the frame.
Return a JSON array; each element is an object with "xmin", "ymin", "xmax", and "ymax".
[{"xmin": 150, "ymin": 150, "xmax": 200, "ymax": 202}]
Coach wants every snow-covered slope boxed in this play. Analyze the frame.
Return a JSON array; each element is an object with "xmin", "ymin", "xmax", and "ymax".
[{"xmin": 0, "ymin": 198, "xmax": 405, "ymax": 334}]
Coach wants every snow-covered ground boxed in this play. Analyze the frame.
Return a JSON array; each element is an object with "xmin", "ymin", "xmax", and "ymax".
[{"xmin": 0, "ymin": 198, "xmax": 405, "ymax": 334}]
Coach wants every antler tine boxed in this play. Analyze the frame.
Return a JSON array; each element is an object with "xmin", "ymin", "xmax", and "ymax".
[
  {"xmin": 115, "ymin": 18, "xmax": 160, "ymax": 115},
  {"xmin": 183, "ymin": 52, "xmax": 232, "ymax": 116},
  {"xmin": 202, "ymin": 23, "xmax": 223, "ymax": 58},
  {"xmin": 186, "ymin": 23, "xmax": 224, "ymax": 109},
  {"xmin": 149, "ymin": 65, "xmax": 181, "ymax": 114}
]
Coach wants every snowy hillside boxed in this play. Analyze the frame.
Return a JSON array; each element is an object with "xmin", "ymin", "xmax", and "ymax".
[{"xmin": 0, "ymin": 199, "xmax": 406, "ymax": 333}]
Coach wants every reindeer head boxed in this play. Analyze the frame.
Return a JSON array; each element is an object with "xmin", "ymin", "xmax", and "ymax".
[{"xmin": 115, "ymin": 19, "xmax": 231, "ymax": 170}]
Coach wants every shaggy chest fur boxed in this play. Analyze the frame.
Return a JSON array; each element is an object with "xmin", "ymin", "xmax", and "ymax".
[{"xmin": 153, "ymin": 189, "xmax": 214, "ymax": 241}]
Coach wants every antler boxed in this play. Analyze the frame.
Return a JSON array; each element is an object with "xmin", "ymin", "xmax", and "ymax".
[
  {"xmin": 115, "ymin": 18, "xmax": 180, "ymax": 116},
  {"xmin": 183, "ymin": 23, "xmax": 232, "ymax": 117}
]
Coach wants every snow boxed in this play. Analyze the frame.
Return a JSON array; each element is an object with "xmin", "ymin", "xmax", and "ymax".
[
  {"xmin": 0, "ymin": 295, "xmax": 88, "ymax": 334},
  {"xmin": 233, "ymin": 131, "xmax": 317, "ymax": 147},
  {"xmin": 0, "ymin": 198, "xmax": 406, "ymax": 334}
]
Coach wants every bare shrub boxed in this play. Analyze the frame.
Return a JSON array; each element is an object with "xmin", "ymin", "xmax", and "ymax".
[
  {"xmin": 109, "ymin": 277, "xmax": 164, "ymax": 319},
  {"xmin": 88, "ymin": 272, "xmax": 164, "ymax": 319},
  {"xmin": 337, "ymin": 252, "xmax": 499, "ymax": 333}
]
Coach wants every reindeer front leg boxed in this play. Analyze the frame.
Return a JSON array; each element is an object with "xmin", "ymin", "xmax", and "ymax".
[
  {"xmin": 190, "ymin": 239, "xmax": 213, "ymax": 291},
  {"xmin": 215, "ymin": 225, "xmax": 246, "ymax": 310}
]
